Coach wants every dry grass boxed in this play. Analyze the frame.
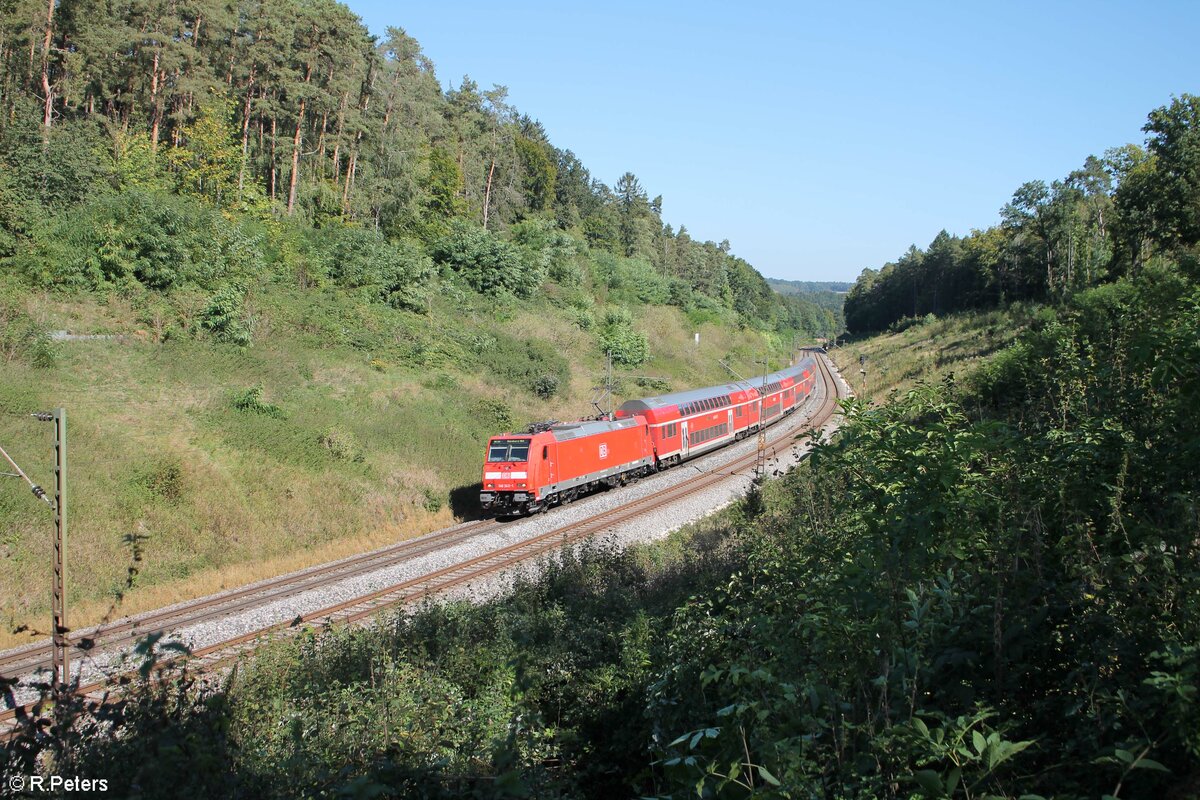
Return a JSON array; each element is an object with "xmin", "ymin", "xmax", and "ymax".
[
  {"xmin": 0, "ymin": 285, "xmax": 811, "ymax": 650},
  {"xmin": 828, "ymin": 308, "xmax": 1035, "ymax": 402},
  {"xmin": 0, "ymin": 508, "xmax": 451, "ymax": 650}
]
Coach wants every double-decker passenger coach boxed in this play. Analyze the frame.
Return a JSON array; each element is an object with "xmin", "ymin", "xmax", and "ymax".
[{"xmin": 615, "ymin": 356, "xmax": 819, "ymax": 470}]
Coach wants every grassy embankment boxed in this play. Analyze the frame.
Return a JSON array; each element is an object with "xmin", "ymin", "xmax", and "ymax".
[
  {"xmin": 0, "ymin": 282, "xmax": 779, "ymax": 650},
  {"xmin": 828, "ymin": 306, "xmax": 1036, "ymax": 400}
]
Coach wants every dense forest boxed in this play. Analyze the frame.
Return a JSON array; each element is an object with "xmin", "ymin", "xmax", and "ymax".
[
  {"xmin": 765, "ymin": 278, "xmax": 848, "ymax": 333},
  {"xmin": 765, "ymin": 278, "xmax": 851, "ymax": 295},
  {"xmin": 844, "ymin": 95, "xmax": 1200, "ymax": 333},
  {"xmin": 0, "ymin": 0, "xmax": 836, "ymax": 337}
]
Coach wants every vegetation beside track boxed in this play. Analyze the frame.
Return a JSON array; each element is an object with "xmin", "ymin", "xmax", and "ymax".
[
  {"xmin": 6, "ymin": 257, "xmax": 1198, "ymax": 798},
  {"xmin": 828, "ymin": 305, "xmax": 1036, "ymax": 401},
  {"xmin": 0, "ymin": 272, "xmax": 810, "ymax": 648}
]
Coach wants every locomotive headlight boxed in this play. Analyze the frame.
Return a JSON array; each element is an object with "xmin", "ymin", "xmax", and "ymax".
[
  {"xmin": 486, "ymin": 483, "xmax": 494, "ymax": 488},
  {"xmin": 518, "ymin": 482, "xmax": 525, "ymax": 487}
]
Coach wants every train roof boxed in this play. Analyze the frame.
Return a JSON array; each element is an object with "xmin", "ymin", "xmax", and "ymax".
[
  {"xmin": 617, "ymin": 380, "xmax": 751, "ymax": 414},
  {"xmin": 759, "ymin": 358, "xmax": 816, "ymax": 386},
  {"xmin": 617, "ymin": 356, "xmax": 817, "ymax": 414},
  {"xmin": 549, "ymin": 417, "xmax": 639, "ymax": 442}
]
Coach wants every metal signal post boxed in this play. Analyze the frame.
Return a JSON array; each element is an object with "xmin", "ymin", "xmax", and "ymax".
[
  {"xmin": 718, "ymin": 355, "xmax": 770, "ymax": 479},
  {"xmin": 50, "ymin": 408, "xmax": 68, "ymax": 690},
  {"xmin": 32, "ymin": 409, "xmax": 69, "ymax": 689},
  {"xmin": 755, "ymin": 365, "xmax": 768, "ymax": 479},
  {"xmin": 0, "ymin": 408, "xmax": 68, "ymax": 689}
]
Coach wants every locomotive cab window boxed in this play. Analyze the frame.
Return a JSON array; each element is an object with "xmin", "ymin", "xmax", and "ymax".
[
  {"xmin": 488, "ymin": 439, "xmax": 531, "ymax": 462},
  {"xmin": 542, "ymin": 445, "xmax": 548, "ymax": 459}
]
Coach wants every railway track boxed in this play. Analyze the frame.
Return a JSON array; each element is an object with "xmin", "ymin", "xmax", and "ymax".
[
  {"xmin": 1, "ymin": 354, "xmax": 846, "ymax": 740},
  {"xmin": 0, "ymin": 517, "xmax": 502, "ymax": 679}
]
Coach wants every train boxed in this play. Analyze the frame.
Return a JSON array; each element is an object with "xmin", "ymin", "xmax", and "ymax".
[{"xmin": 479, "ymin": 355, "xmax": 819, "ymax": 516}]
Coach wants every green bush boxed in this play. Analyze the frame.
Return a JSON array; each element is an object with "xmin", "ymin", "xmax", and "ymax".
[
  {"xmin": 510, "ymin": 216, "xmax": 581, "ymax": 286},
  {"xmin": 432, "ymin": 220, "xmax": 544, "ymax": 297},
  {"xmin": 532, "ymin": 374, "xmax": 560, "ymax": 399},
  {"xmin": 598, "ymin": 307, "xmax": 649, "ymax": 366},
  {"xmin": 479, "ymin": 332, "xmax": 571, "ymax": 398},
  {"xmin": 16, "ymin": 190, "xmax": 265, "ymax": 292},
  {"xmin": 573, "ymin": 307, "xmax": 594, "ymax": 330},
  {"xmin": 647, "ymin": 269, "xmax": 1200, "ymax": 798},
  {"xmin": 229, "ymin": 385, "xmax": 285, "ymax": 419},
  {"xmin": 666, "ymin": 277, "xmax": 695, "ymax": 309},
  {"xmin": 321, "ymin": 226, "xmax": 433, "ymax": 312},
  {"xmin": 319, "ymin": 428, "xmax": 364, "ymax": 462},
  {"xmin": 591, "ymin": 252, "xmax": 670, "ymax": 304},
  {"xmin": 421, "ymin": 488, "xmax": 443, "ymax": 513},
  {"xmin": 199, "ymin": 285, "xmax": 251, "ymax": 345},
  {"xmin": 634, "ymin": 375, "xmax": 671, "ymax": 392}
]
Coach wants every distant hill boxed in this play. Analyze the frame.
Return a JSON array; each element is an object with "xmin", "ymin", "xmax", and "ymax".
[
  {"xmin": 767, "ymin": 279, "xmax": 852, "ymax": 295},
  {"xmin": 766, "ymin": 279, "xmax": 848, "ymax": 332}
]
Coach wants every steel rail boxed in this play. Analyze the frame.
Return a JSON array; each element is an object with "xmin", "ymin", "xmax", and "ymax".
[{"xmin": 0, "ymin": 518, "xmax": 501, "ymax": 678}]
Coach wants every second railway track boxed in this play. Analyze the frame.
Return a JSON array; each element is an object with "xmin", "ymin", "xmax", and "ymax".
[{"xmin": 0, "ymin": 517, "xmax": 503, "ymax": 679}]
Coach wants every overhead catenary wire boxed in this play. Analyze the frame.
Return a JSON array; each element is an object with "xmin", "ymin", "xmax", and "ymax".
[{"xmin": 0, "ymin": 439, "xmax": 53, "ymax": 508}]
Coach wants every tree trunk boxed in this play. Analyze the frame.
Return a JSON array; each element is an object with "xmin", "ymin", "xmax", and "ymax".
[
  {"xmin": 316, "ymin": 110, "xmax": 327, "ymax": 175},
  {"xmin": 237, "ymin": 71, "xmax": 255, "ymax": 197},
  {"xmin": 40, "ymin": 0, "xmax": 54, "ymax": 135},
  {"xmin": 269, "ymin": 115, "xmax": 277, "ymax": 200},
  {"xmin": 286, "ymin": 64, "xmax": 312, "ymax": 214},
  {"xmin": 482, "ymin": 158, "xmax": 496, "ymax": 230},
  {"xmin": 149, "ymin": 47, "xmax": 162, "ymax": 151},
  {"xmin": 332, "ymin": 90, "xmax": 348, "ymax": 181},
  {"xmin": 286, "ymin": 96, "xmax": 305, "ymax": 214},
  {"xmin": 342, "ymin": 144, "xmax": 358, "ymax": 215}
]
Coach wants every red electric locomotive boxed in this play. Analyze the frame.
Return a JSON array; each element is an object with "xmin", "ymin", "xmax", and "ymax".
[{"xmin": 479, "ymin": 417, "xmax": 655, "ymax": 516}]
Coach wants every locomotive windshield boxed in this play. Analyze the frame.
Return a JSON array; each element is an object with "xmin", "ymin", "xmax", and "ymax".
[{"xmin": 488, "ymin": 439, "xmax": 531, "ymax": 462}]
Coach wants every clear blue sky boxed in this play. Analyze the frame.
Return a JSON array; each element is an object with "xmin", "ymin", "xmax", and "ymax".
[{"xmin": 346, "ymin": 0, "xmax": 1196, "ymax": 282}]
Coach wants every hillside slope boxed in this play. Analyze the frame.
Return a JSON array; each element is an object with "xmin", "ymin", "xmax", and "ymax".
[
  {"xmin": 0, "ymin": 1, "xmax": 840, "ymax": 645},
  {"xmin": 0, "ymin": 265, "xmax": 806, "ymax": 648}
]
